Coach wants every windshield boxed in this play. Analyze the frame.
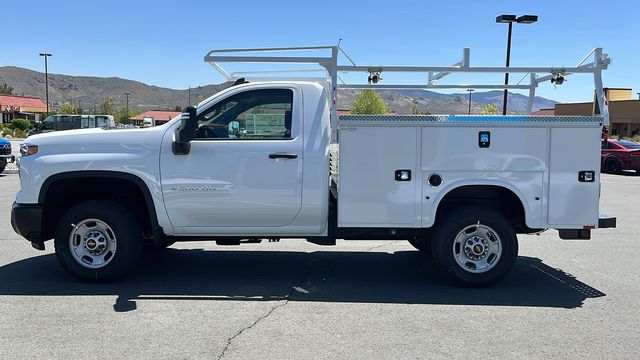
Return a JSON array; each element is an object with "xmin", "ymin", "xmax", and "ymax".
[{"xmin": 617, "ymin": 140, "xmax": 640, "ymax": 149}]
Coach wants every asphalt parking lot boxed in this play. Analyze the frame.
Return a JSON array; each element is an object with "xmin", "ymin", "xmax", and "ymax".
[{"xmin": 0, "ymin": 154, "xmax": 639, "ymax": 359}]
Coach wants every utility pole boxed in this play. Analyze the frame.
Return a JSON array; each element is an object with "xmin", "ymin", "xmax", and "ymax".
[
  {"xmin": 39, "ymin": 53, "xmax": 52, "ymax": 114},
  {"xmin": 188, "ymin": 86, "xmax": 191, "ymax": 106},
  {"xmin": 124, "ymin": 92, "xmax": 131, "ymax": 122},
  {"xmin": 467, "ymin": 89, "xmax": 474, "ymax": 115}
]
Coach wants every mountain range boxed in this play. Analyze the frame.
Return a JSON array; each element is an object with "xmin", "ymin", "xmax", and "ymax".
[{"xmin": 0, "ymin": 66, "xmax": 556, "ymax": 114}]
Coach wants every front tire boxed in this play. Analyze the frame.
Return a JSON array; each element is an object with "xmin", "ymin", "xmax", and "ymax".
[
  {"xmin": 431, "ymin": 206, "xmax": 518, "ymax": 287},
  {"xmin": 54, "ymin": 200, "xmax": 142, "ymax": 282}
]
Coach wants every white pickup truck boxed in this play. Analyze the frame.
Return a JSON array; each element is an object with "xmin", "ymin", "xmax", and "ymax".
[{"xmin": 11, "ymin": 45, "xmax": 616, "ymax": 286}]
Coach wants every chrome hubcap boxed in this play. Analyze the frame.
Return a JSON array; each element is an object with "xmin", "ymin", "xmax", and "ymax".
[
  {"xmin": 453, "ymin": 224, "xmax": 502, "ymax": 273},
  {"xmin": 69, "ymin": 219, "xmax": 117, "ymax": 269}
]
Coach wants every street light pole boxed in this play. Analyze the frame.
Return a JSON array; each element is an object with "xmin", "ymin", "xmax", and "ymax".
[
  {"xmin": 496, "ymin": 14, "xmax": 538, "ymax": 115},
  {"xmin": 502, "ymin": 21, "xmax": 513, "ymax": 115},
  {"xmin": 78, "ymin": 99, "xmax": 82, "ymax": 114},
  {"xmin": 188, "ymin": 86, "xmax": 191, "ymax": 106},
  {"xmin": 39, "ymin": 53, "xmax": 52, "ymax": 114},
  {"xmin": 467, "ymin": 89, "xmax": 474, "ymax": 115}
]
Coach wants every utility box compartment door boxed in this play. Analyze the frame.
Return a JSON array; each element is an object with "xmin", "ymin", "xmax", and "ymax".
[
  {"xmin": 547, "ymin": 127, "xmax": 601, "ymax": 227},
  {"xmin": 338, "ymin": 126, "xmax": 419, "ymax": 227}
]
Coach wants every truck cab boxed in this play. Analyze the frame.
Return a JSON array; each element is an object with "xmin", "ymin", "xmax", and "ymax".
[{"xmin": 161, "ymin": 82, "xmax": 330, "ymax": 235}]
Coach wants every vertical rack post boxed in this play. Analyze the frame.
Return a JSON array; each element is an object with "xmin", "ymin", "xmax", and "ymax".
[
  {"xmin": 592, "ymin": 48, "xmax": 609, "ymax": 124},
  {"xmin": 330, "ymin": 46, "xmax": 339, "ymax": 144},
  {"xmin": 527, "ymin": 73, "xmax": 536, "ymax": 114}
]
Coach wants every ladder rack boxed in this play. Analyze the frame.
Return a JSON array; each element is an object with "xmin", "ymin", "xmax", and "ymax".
[{"xmin": 204, "ymin": 44, "xmax": 611, "ymax": 143}]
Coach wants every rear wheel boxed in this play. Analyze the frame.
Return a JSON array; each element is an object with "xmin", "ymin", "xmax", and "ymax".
[
  {"xmin": 431, "ymin": 206, "xmax": 518, "ymax": 287},
  {"xmin": 54, "ymin": 200, "xmax": 142, "ymax": 282},
  {"xmin": 605, "ymin": 158, "xmax": 622, "ymax": 174}
]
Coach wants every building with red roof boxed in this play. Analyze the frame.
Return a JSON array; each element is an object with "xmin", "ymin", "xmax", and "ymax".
[
  {"xmin": 0, "ymin": 94, "xmax": 48, "ymax": 124},
  {"xmin": 531, "ymin": 108, "xmax": 555, "ymax": 116},
  {"xmin": 130, "ymin": 110, "xmax": 181, "ymax": 126}
]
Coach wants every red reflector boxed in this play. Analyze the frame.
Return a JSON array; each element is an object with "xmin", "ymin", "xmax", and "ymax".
[
  {"xmin": 583, "ymin": 225, "xmax": 596, "ymax": 229},
  {"xmin": 631, "ymin": 152, "xmax": 640, "ymax": 156}
]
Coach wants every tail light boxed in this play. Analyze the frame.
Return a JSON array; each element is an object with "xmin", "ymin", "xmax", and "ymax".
[{"xmin": 631, "ymin": 151, "xmax": 640, "ymax": 156}]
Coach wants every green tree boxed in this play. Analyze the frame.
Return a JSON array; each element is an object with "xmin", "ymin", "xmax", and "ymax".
[
  {"xmin": 58, "ymin": 102, "xmax": 75, "ymax": 114},
  {"xmin": 480, "ymin": 104, "xmax": 498, "ymax": 115},
  {"xmin": 11, "ymin": 118, "xmax": 31, "ymax": 131},
  {"xmin": 100, "ymin": 98, "xmax": 116, "ymax": 115},
  {"xmin": 115, "ymin": 108, "xmax": 141, "ymax": 125},
  {"xmin": 0, "ymin": 83, "xmax": 13, "ymax": 94},
  {"xmin": 410, "ymin": 102, "xmax": 423, "ymax": 115},
  {"xmin": 351, "ymin": 89, "xmax": 389, "ymax": 115}
]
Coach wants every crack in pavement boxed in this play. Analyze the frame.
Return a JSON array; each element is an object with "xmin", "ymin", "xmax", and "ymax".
[
  {"xmin": 216, "ymin": 299, "xmax": 289, "ymax": 360},
  {"xmin": 215, "ymin": 240, "xmax": 400, "ymax": 359}
]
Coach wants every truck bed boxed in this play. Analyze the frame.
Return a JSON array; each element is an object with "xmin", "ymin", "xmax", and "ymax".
[{"xmin": 335, "ymin": 114, "xmax": 604, "ymax": 230}]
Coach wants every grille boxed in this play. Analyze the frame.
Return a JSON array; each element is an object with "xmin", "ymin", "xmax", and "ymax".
[{"xmin": 0, "ymin": 147, "xmax": 11, "ymax": 155}]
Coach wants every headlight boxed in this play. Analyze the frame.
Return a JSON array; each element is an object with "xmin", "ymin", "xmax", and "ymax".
[{"xmin": 20, "ymin": 144, "xmax": 38, "ymax": 156}]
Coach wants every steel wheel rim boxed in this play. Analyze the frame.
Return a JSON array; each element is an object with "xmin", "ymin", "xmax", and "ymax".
[
  {"xmin": 68, "ymin": 218, "xmax": 117, "ymax": 269},
  {"xmin": 452, "ymin": 224, "xmax": 502, "ymax": 274}
]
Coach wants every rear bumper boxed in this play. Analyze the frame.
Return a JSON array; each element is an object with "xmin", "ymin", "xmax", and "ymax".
[
  {"xmin": 11, "ymin": 202, "xmax": 43, "ymax": 243},
  {"xmin": 559, "ymin": 214, "xmax": 616, "ymax": 240},
  {"xmin": 598, "ymin": 214, "xmax": 616, "ymax": 228}
]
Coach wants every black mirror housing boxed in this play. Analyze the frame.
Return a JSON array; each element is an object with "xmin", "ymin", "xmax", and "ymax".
[{"xmin": 173, "ymin": 106, "xmax": 197, "ymax": 155}]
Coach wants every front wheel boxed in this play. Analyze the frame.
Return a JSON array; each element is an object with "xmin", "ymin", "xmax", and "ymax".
[
  {"xmin": 431, "ymin": 206, "xmax": 518, "ymax": 287},
  {"xmin": 54, "ymin": 200, "xmax": 142, "ymax": 282}
]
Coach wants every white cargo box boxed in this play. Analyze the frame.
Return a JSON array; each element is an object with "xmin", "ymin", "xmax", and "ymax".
[{"xmin": 336, "ymin": 115, "xmax": 604, "ymax": 230}]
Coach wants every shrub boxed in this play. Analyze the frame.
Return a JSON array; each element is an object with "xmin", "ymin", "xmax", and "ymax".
[{"xmin": 11, "ymin": 118, "xmax": 32, "ymax": 131}]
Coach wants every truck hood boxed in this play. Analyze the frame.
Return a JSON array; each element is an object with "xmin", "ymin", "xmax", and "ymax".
[{"xmin": 24, "ymin": 125, "xmax": 172, "ymax": 156}]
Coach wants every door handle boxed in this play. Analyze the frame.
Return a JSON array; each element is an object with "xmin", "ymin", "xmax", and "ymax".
[{"xmin": 269, "ymin": 153, "xmax": 298, "ymax": 159}]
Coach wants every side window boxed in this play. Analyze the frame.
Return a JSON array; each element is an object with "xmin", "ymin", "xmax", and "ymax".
[
  {"xmin": 40, "ymin": 117, "xmax": 55, "ymax": 131},
  {"xmin": 195, "ymin": 89, "xmax": 293, "ymax": 140},
  {"xmin": 96, "ymin": 116, "xmax": 109, "ymax": 127}
]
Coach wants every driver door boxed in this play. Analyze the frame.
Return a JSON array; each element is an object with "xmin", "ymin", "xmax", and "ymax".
[{"xmin": 160, "ymin": 87, "xmax": 303, "ymax": 232}]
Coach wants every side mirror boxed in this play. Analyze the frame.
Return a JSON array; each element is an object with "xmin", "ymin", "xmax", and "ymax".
[{"xmin": 172, "ymin": 106, "xmax": 197, "ymax": 155}]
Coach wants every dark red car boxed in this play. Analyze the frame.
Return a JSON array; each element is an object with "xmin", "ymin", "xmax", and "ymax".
[{"xmin": 601, "ymin": 139, "xmax": 640, "ymax": 173}]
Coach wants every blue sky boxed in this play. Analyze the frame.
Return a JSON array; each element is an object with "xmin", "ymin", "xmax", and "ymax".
[{"xmin": 1, "ymin": 0, "xmax": 638, "ymax": 103}]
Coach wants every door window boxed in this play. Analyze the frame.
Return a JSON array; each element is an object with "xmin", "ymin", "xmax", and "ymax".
[{"xmin": 195, "ymin": 89, "xmax": 293, "ymax": 140}]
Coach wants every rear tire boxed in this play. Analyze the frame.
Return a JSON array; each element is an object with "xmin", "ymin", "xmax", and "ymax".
[
  {"xmin": 431, "ymin": 206, "xmax": 518, "ymax": 287},
  {"xmin": 54, "ymin": 200, "xmax": 142, "ymax": 282},
  {"xmin": 605, "ymin": 158, "xmax": 622, "ymax": 174}
]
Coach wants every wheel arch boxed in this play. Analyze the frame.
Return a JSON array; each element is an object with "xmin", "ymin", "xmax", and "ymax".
[
  {"xmin": 39, "ymin": 170, "xmax": 164, "ymax": 241},
  {"xmin": 429, "ymin": 180, "xmax": 534, "ymax": 232}
]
